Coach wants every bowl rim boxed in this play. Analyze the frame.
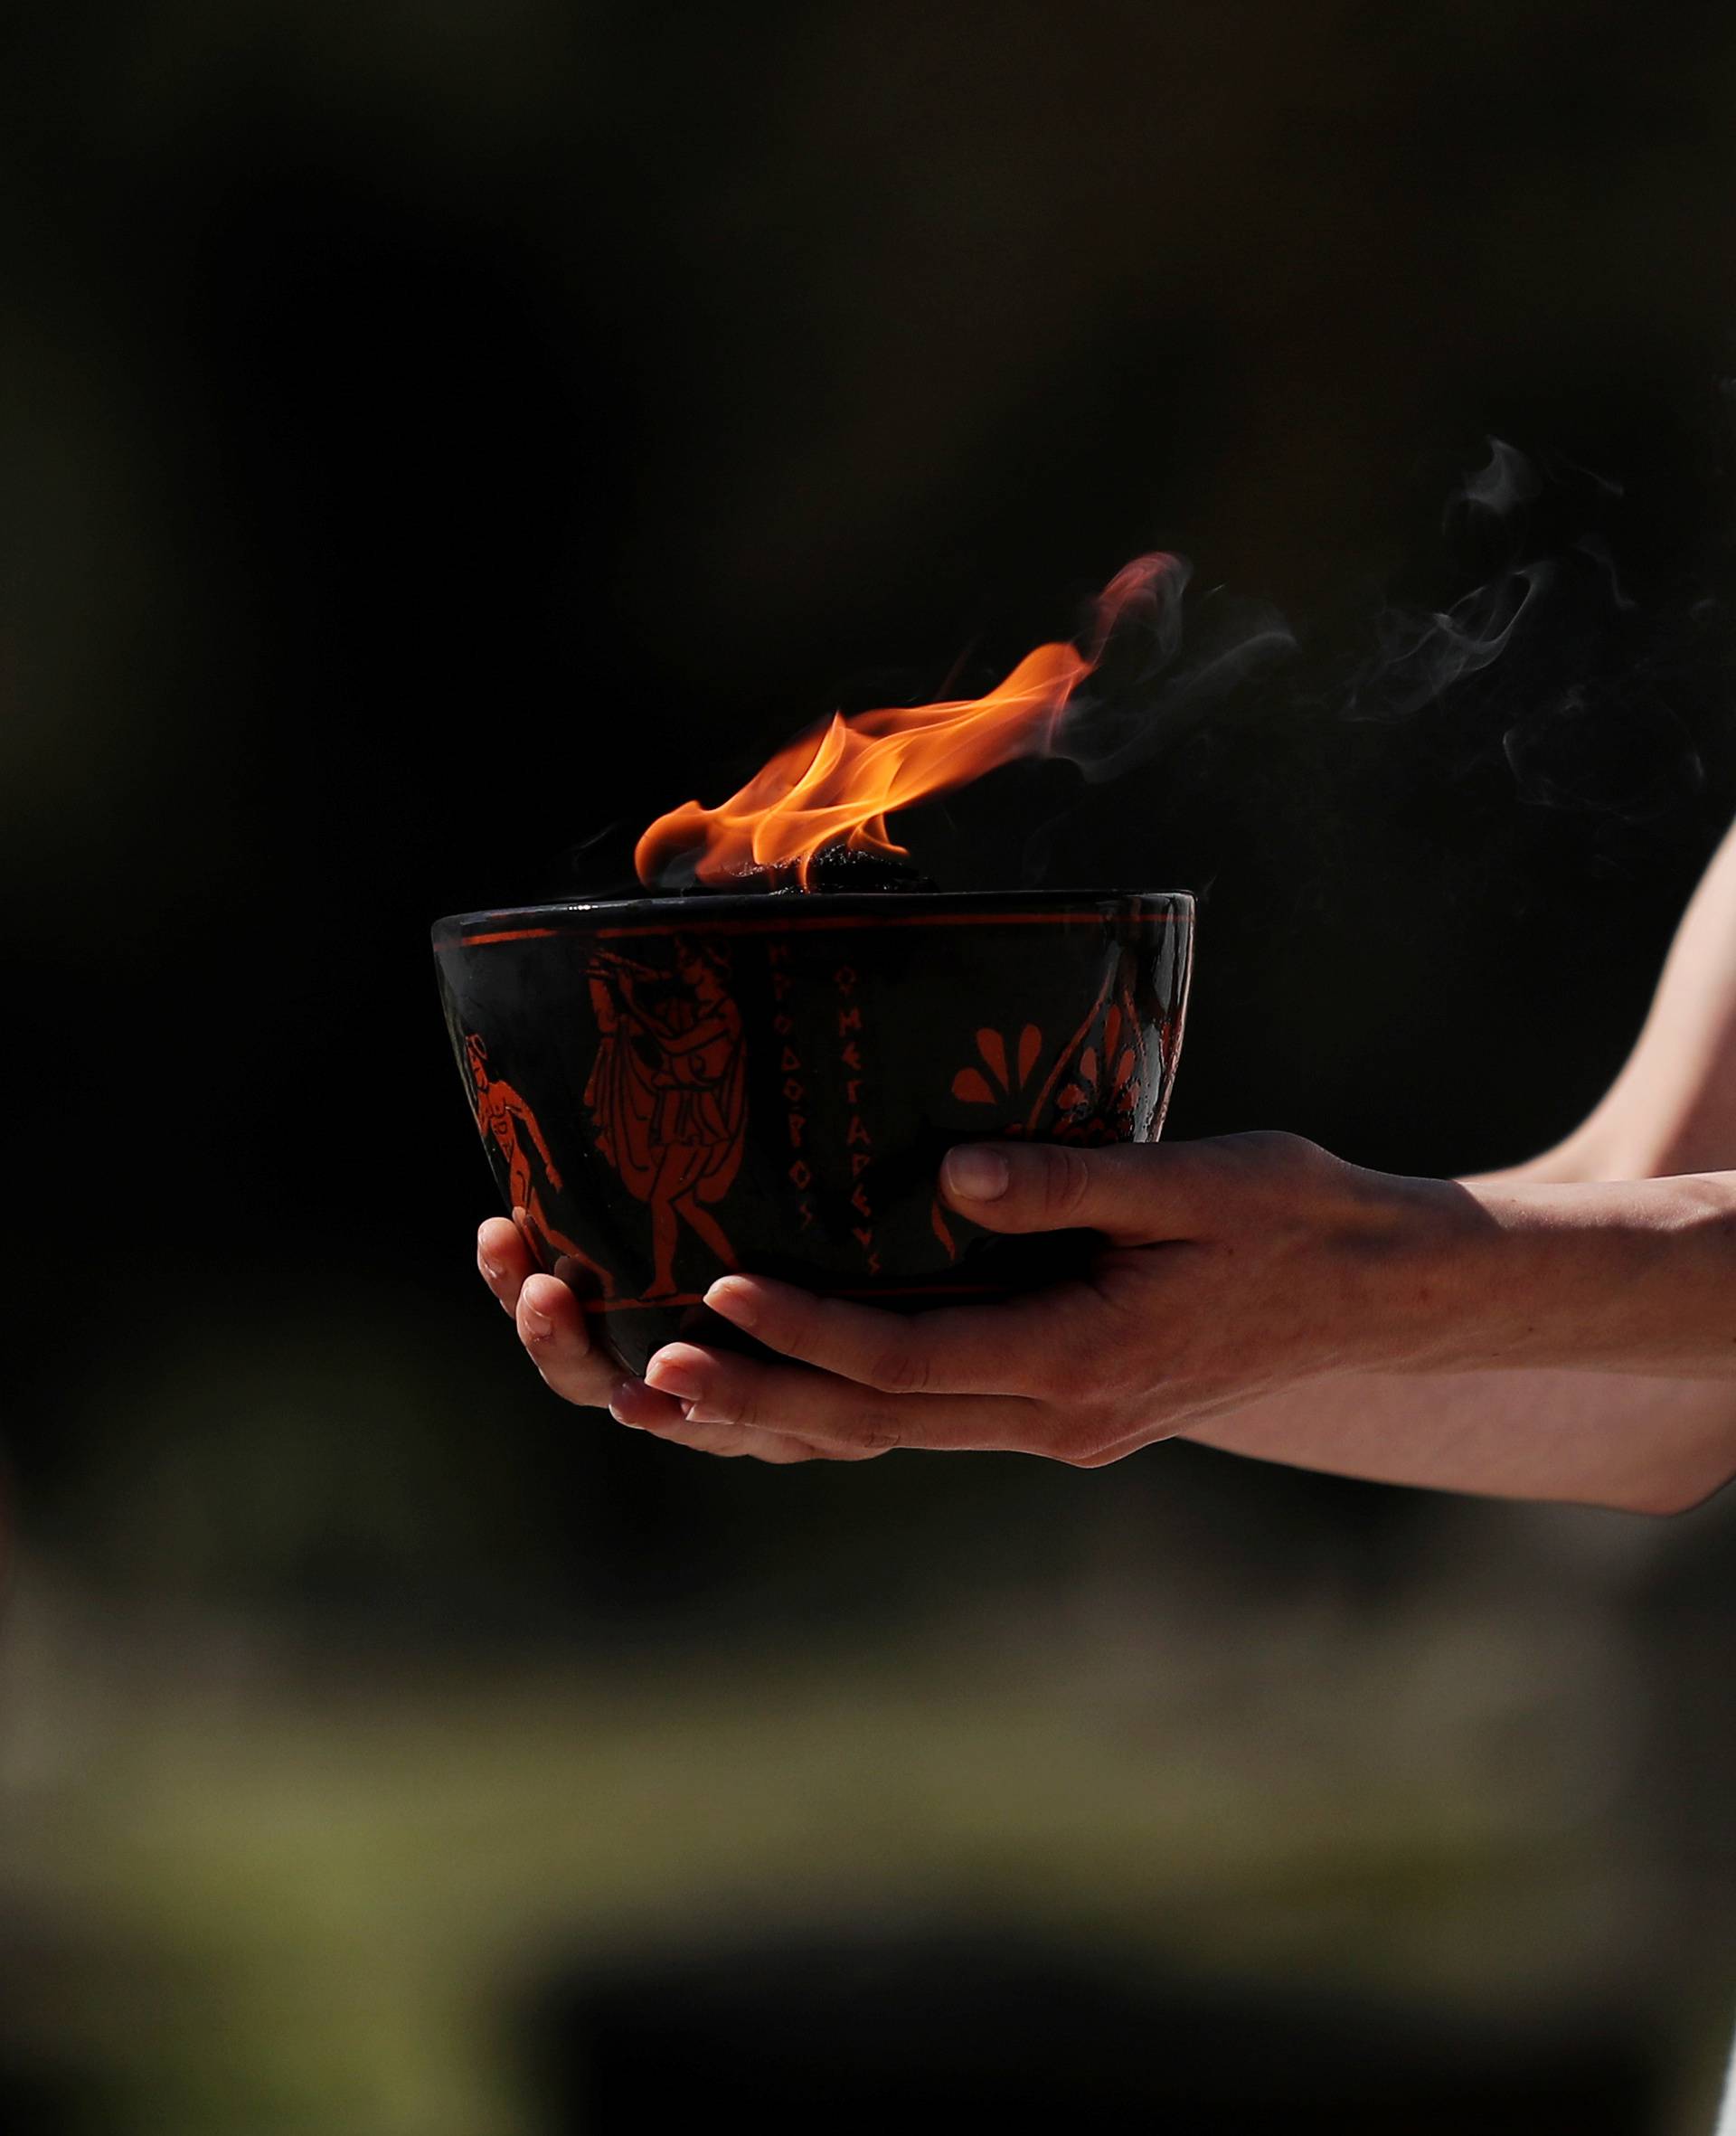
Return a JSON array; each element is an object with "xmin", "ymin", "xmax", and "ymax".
[{"xmin": 433, "ymin": 885, "xmax": 1195, "ymax": 944}]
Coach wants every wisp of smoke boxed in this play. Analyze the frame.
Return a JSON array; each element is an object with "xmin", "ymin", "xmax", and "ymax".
[
  {"xmin": 1049, "ymin": 553, "xmax": 1296, "ymax": 782},
  {"xmin": 1358, "ymin": 439, "xmax": 1704, "ymax": 823}
]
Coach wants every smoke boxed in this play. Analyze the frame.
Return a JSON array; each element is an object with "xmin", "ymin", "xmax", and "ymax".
[
  {"xmin": 1047, "ymin": 552, "xmax": 1296, "ymax": 782},
  {"xmin": 1456, "ymin": 435, "xmax": 1542, "ymax": 518},
  {"xmin": 599, "ymin": 435, "xmax": 1716, "ymax": 900},
  {"xmin": 999, "ymin": 553, "xmax": 1293, "ymax": 884},
  {"xmin": 1014, "ymin": 436, "xmax": 1712, "ymax": 888},
  {"xmin": 1334, "ymin": 438, "xmax": 1705, "ymax": 827},
  {"xmin": 1344, "ymin": 562, "xmax": 1547, "ymax": 724},
  {"xmin": 1574, "ymin": 533, "xmax": 1637, "ymax": 614},
  {"xmin": 1343, "ymin": 440, "xmax": 1557, "ymax": 725}
]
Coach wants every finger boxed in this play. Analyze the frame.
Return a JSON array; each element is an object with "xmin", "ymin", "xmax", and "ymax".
[
  {"xmin": 608, "ymin": 1375, "xmax": 691, "ymax": 1431},
  {"xmin": 517, "ymin": 1275, "xmax": 684, "ymax": 1425},
  {"xmin": 637, "ymin": 1412, "xmax": 829, "ymax": 1463},
  {"xmin": 477, "ymin": 1217, "xmax": 533, "ymax": 1314},
  {"xmin": 516, "ymin": 1272, "xmax": 609, "ymax": 1404},
  {"xmin": 940, "ymin": 1139, "xmax": 1199, "ymax": 1244},
  {"xmin": 703, "ymin": 1273, "xmax": 1092, "ymax": 1397},
  {"xmin": 643, "ymin": 1343, "xmax": 1033, "ymax": 1454}
]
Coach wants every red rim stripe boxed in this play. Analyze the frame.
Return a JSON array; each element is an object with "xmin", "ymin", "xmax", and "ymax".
[{"xmin": 444, "ymin": 909, "xmax": 1186, "ymax": 950}]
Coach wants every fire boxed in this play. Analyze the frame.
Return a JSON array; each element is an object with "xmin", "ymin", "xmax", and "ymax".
[{"xmin": 636, "ymin": 553, "xmax": 1178, "ymax": 889}]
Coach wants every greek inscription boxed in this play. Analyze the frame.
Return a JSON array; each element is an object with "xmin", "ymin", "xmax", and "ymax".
[
  {"xmin": 775, "ymin": 947, "xmax": 810, "ymax": 1227},
  {"xmin": 835, "ymin": 964, "xmax": 876, "ymax": 1270}
]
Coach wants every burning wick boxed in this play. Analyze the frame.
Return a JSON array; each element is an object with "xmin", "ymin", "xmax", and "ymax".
[{"xmin": 635, "ymin": 554, "xmax": 1181, "ymax": 892}]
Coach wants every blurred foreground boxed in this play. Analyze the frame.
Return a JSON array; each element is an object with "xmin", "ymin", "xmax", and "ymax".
[{"xmin": 1, "ymin": 1390, "xmax": 1731, "ymax": 2131}]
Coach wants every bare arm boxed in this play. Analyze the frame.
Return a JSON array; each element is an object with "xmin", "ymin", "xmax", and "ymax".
[
  {"xmin": 1184, "ymin": 818, "xmax": 1736, "ymax": 1514},
  {"xmin": 480, "ymin": 823, "xmax": 1736, "ymax": 1515},
  {"xmin": 1179, "ymin": 1360, "xmax": 1735, "ymax": 1514}
]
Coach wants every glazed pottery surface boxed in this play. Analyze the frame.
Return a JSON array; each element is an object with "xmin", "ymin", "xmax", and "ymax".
[{"xmin": 433, "ymin": 889, "xmax": 1194, "ymax": 1374}]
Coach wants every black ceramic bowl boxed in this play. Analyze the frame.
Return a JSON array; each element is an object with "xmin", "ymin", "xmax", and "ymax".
[{"xmin": 433, "ymin": 888, "xmax": 1194, "ymax": 1373}]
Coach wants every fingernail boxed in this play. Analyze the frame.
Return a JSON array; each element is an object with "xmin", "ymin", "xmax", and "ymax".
[
  {"xmin": 608, "ymin": 1380, "xmax": 646, "ymax": 1428},
  {"xmin": 944, "ymin": 1144, "xmax": 1010, "ymax": 1201},
  {"xmin": 704, "ymin": 1278, "xmax": 757, "ymax": 1328},
  {"xmin": 522, "ymin": 1300, "xmax": 553, "ymax": 1340},
  {"xmin": 645, "ymin": 1350, "xmax": 705, "ymax": 1402},
  {"xmin": 479, "ymin": 1254, "xmax": 504, "ymax": 1283}
]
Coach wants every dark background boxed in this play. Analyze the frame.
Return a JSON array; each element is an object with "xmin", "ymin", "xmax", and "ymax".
[{"xmin": 3, "ymin": 3, "xmax": 1734, "ymax": 2131}]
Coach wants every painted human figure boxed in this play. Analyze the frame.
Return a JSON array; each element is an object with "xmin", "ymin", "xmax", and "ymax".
[
  {"xmin": 585, "ymin": 940, "xmax": 747, "ymax": 1300},
  {"xmin": 466, "ymin": 1033, "xmax": 611, "ymax": 1291}
]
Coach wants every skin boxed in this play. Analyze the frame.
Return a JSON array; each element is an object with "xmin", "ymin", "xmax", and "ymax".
[{"xmin": 477, "ymin": 821, "xmax": 1736, "ymax": 1512}]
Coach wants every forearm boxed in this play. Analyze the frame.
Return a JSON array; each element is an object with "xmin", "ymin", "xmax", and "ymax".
[
  {"xmin": 1185, "ymin": 1170, "xmax": 1736, "ymax": 1511},
  {"xmin": 1444, "ymin": 1170, "xmax": 1736, "ymax": 1375},
  {"xmin": 1184, "ymin": 1367, "xmax": 1736, "ymax": 1513}
]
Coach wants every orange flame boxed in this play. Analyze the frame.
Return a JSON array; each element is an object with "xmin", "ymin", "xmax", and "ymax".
[{"xmin": 637, "ymin": 554, "xmax": 1175, "ymax": 889}]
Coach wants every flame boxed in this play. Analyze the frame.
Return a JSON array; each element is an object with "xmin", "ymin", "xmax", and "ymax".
[{"xmin": 636, "ymin": 553, "xmax": 1178, "ymax": 889}]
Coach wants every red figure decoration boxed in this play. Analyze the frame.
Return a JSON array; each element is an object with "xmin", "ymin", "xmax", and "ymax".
[
  {"xmin": 585, "ymin": 938, "xmax": 747, "ymax": 1300},
  {"xmin": 466, "ymin": 1033, "xmax": 612, "ymax": 1290}
]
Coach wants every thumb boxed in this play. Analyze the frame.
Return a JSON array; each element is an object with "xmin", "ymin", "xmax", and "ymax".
[{"xmin": 939, "ymin": 1139, "xmax": 1193, "ymax": 1243}]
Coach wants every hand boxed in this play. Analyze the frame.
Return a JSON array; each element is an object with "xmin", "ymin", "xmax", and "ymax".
[
  {"xmin": 633, "ymin": 1134, "xmax": 1487, "ymax": 1466},
  {"xmin": 474, "ymin": 1218, "xmax": 840, "ymax": 1460}
]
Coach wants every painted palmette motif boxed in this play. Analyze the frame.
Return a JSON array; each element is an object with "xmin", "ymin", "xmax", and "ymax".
[
  {"xmin": 929, "ymin": 974, "xmax": 1160, "ymax": 1260},
  {"xmin": 435, "ymin": 893, "xmax": 1193, "ymax": 1375},
  {"xmin": 950, "ymin": 979, "xmax": 1152, "ymax": 1143}
]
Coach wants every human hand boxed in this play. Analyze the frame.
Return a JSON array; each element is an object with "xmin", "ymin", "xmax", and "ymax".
[
  {"xmin": 475, "ymin": 1217, "xmax": 841, "ymax": 1460},
  {"xmin": 631, "ymin": 1134, "xmax": 1486, "ymax": 1466},
  {"xmin": 476, "ymin": 1216, "xmax": 664, "ymax": 1422}
]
